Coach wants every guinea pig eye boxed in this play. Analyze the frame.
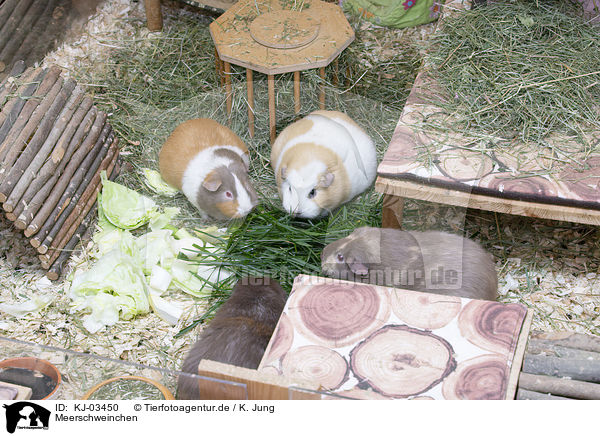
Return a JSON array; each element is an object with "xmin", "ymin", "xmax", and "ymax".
[
  {"xmin": 225, "ymin": 191, "xmax": 233, "ymax": 199},
  {"xmin": 308, "ymin": 188, "xmax": 317, "ymax": 199},
  {"xmin": 337, "ymin": 253, "xmax": 344, "ymax": 263}
]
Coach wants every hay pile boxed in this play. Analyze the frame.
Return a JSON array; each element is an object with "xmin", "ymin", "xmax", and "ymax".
[{"xmin": 427, "ymin": 0, "xmax": 600, "ymax": 155}]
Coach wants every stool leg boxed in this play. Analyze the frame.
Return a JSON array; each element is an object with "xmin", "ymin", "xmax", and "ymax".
[
  {"xmin": 247, "ymin": 69, "xmax": 254, "ymax": 138},
  {"xmin": 214, "ymin": 48, "xmax": 223, "ymax": 86},
  {"xmin": 268, "ymin": 74, "xmax": 276, "ymax": 144},
  {"xmin": 144, "ymin": 0, "xmax": 162, "ymax": 31},
  {"xmin": 319, "ymin": 67, "xmax": 325, "ymax": 110},
  {"xmin": 224, "ymin": 61, "xmax": 232, "ymax": 117},
  {"xmin": 294, "ymin": 71, "xmax": 301, "ymax": 114},
  {"xmin": 382, "ymin": 194, "xmax": 404, "ymax": 229}
]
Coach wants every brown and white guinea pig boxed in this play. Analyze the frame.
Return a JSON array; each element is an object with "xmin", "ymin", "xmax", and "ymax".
[
  {"xmin": 159, "ymin": 118, "xmax": 258, "ymax": 220},
  {"xmin": 321, "ymin": 227, "xmax": 498, "ymax": 301},
  {"xmin": 270, "ymin": 111, "xmax": 377, "ymax": 219},
  {"xmin": 177, "ymin": 276, "xmax": 287, "ymax": 400}
]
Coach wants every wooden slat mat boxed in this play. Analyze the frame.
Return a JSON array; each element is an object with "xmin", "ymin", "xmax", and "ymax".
[
  {"xmin": 0, "ymin": 65, "xmax": 120, "ymax": 280},
  {"xmin": 0, "ymin": 0, "xmax": 73, "ymax": 82}
]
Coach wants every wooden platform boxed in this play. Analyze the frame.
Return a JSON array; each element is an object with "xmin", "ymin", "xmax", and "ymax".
[
  {"xmin": 375, "ymin": 0, "xmax": 600, "ymax": 227},
  {"xmin": 0, "ymin": 64, "xmax": 120, "ymax": 280},
  {"xmin": 209, "ymin": 0, "xmax": 353, "ymax": 142},
  {"xmin": 257, "ymin": 275, "xmax": 531, "ymax": 400}
]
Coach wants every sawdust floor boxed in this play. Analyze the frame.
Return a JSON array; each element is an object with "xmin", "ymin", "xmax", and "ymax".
[{"xmin": 0, "ymin": 0, "xmax": 598, "ymax": 381}]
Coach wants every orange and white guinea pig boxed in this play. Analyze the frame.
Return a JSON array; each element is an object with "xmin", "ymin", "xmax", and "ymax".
[
  {"xmin": 159, "ymin": 118, "xmax": 258, "ymax": 220},
  {"xmin": 270, "ymin": 110, "xmax": 377, "ymax": 219}
]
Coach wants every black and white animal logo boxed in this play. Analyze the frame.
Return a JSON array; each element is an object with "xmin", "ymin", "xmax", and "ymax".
[{"xmin": 3, "ymin": 402, "xmax": 50, "ymax": 433}]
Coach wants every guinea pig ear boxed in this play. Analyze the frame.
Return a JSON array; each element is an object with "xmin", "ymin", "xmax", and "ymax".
[
  {"xmin": 319, "ymin": 172, "xmax": 335, "ymax": 188},
  {"xmin": 347, "ymin": 255, "xmax": 369, "ymax": 276},
  {"xmin": 280, "ymin": 166, "xmax": 288, "ymax": 180},
  {"xmin": 202, "ymin": 171, "xmax": 222, "ymax": 192}
]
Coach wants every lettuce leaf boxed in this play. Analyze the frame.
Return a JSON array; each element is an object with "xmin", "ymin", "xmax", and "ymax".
[
  {"xmin": 0, "ymin": 294, "xmax": 55, "ymax": 318},
  {"xmin": 69, "ymin": 249, "xmax": 150, "ymax": 331},
  {"xmin": 142, "ymin": 168, "xmax": 178, "ymax": 197},
  {"xmin": 100, "ymin": 171, "xmax": 157, "ymax": 229}
]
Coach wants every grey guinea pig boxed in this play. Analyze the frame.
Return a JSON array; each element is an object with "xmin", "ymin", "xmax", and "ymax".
[
  {"xmin": 159, "ymin": 118, "xmax": 258, "ymax": 220},
  {"xmin": 177, "ymin": 276, "xmax": 288, "ymax": 400},
  {"xmin": 321, "ymin": 226, "xmax": 498, "ymax": 301}
]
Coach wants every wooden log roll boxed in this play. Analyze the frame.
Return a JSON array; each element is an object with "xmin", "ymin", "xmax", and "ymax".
[
  {"xmin": 0, "ymin": 67, "xmax": 61, "ymax": 157},
  {"xmin": 526, "ymin": 339, "xmax": 600, "ymax": 362},
  {"xmin": 38, "ymin": 138, "xmax": 119, "ymax": 257},
  {"xmin": 529, "ymin": 331, "xmax": 600, "ymax": 354},
  {"xmin": 6, "ymin": 101, "xmax": 96, "ymax": 218},
  {"xmin": 0, "ymin": 0, "xmax": 34, "ymax": 56},
  {"xmin": 0, "ymin": 0, "xmax": 21, "ymax": 32},
  {"xmin": 516, "ymin": 388, "xmax": 573, "ymax": 401},
  {"xmin": 24, "ymin": 0, "xmax": 66, "ymax": 67},
  {"xmin": 14, "ymin": 0, "xmax": 58, "ymax": 68},
  {"xmin": 45, "ymin": 205, "xmax": 97, "ymax": 281},
  {"xmin": 522, "ymin": 354, "xmax": 600, "ymax": 383},
  {"xmin": 0, "ymin": 60, "xmax": 26, "ymax": 90},
  {"xmin": 0, "ymin": 67, "xmax": 38, "ymax": 138},
  {"xmin": 0, "ymin": 0, "xmax": 45, "ymax": 68},
  {"xmin": 16, "ymin": 111, "xmax": 106, "ymax": 230},
  {"xmin": 40, "ymin": 146, "xmax": 119, "ymax": 268},
  {"xmin": 0, "ymin": 68, "xmax": 46, "ymax": 142},
  {"xmin": 27, "ymin": 125, "xmax": 113, "ymax": 241},
  {"xmin": 518, "ymin": 372, "xmax": 600, "ymax": 400},
  {"xmin": 39, "ymin": 187, "xmax": 100, "ymax": 269},
  {"xmin": 0, "ymin": 72, "xmax": 64, "ymax": 167},
  {"xmin": 0, "ymin": 82, "xmax": 81, "ymax": 202},
  {"xmin": 0, "ymin": 78, "xmax": 75, "ymax": 188},
  {"xmin": 6, "ymin": 175, "xmax": 54, "ymax": 223}
]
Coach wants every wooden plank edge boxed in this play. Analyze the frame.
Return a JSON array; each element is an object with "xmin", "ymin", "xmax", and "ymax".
[
  {"xmin": 506, "ymin": 308, "xmax": 533, "ymax": 400},
  {"xmin": 375, "ymin": 177, "xmax": 600, "ymax": 226},
  {"xmin": 197, "ymin": 359, "xmax": 320, "ymax": 400}
]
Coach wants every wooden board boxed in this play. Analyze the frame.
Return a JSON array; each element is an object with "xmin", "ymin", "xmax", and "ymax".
[
  {"xmin": 196, "ymin": 359, "xmax": 320, "ymax": 400},
  {"xmin": 506, "ymin": 309, "xmax": 533, "ymax": 400},
  {"xmin": 376, "ymin": 177, "xmax": 600, "ymax": 226},
  {"xmin": 259, "ymin": 274, "xmax": 530, "ymax": 400},
  {"xmin": 0, "ymin": 381, "xmax": 32, "ymax": 400}
]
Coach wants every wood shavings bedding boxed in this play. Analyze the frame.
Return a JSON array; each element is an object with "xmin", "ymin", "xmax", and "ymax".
[{"xmin": 1, "ymin": 0, "xmax": 598, "ymax": 389}]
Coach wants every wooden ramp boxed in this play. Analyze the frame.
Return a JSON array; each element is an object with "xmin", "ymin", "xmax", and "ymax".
[{"xmin": 0, "ymin": 64, "xmax": 120, "ymax": 280}]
